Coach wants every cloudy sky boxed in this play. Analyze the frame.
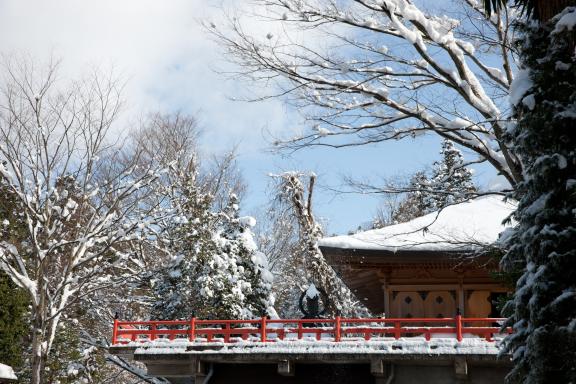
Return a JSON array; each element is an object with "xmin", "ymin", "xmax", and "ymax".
[{"xmin": 0, "ymin": 0, "xmax": 502, "ymax": 234}]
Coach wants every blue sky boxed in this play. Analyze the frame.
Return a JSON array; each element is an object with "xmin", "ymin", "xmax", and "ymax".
[{"xmin": 0, "ymin": 0, "xmax": 505, "ymax": 234}]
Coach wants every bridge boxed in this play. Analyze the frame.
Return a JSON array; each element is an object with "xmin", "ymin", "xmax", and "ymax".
[{"xmin": 110, "ymin": 316, "xmax": 512, "ymax": 384}]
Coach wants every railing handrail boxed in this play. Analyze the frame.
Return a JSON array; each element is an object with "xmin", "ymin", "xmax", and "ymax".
[{"xmin": 112, "ymin": 316, "xmax": 510, "ymax": 345}]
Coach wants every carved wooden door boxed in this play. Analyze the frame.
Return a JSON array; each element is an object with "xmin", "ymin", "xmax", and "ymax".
[{"xmin": 390, "ymin": 291, "xmax": 425, "ymax": 318}]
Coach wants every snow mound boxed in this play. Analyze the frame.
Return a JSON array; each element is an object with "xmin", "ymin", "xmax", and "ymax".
[
  {"xmin": 509, "ymin": 69, "xmax": 533, "ymax": 107},
  {"xmin": 0, "ymin": 363, "xmax": 17, "ymax": 380},
  {"xmin": 318, "ymin": 196, "xmax": 516, "ymax": 252},
  {"xmin": 553, "ymin": 8, "xmax": 576, "ymax": 33},
  {"xmin": 306, "ymin": 283, "xmax": 320, "ymax": 299}
]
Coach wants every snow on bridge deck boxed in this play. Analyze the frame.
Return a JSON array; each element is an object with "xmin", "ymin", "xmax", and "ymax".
[{"xmin": 122, "ymin": 337, "xmax": 504, "ymax": 357}]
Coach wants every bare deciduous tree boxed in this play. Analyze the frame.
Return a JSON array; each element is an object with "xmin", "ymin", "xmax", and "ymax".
[
  {"xmin": 209, "ymin": 0, "xmax": 522, "ymax": 186},
  {"xmin": 269, "ymin": 172, "xmax": 369, "ymax": 316},
  {"xmin": 0, "ymin": 58, "xmax": 167, "ymax": 384}
]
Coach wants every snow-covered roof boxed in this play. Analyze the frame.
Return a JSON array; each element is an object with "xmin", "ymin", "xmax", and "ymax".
[
  {"xmin": 319, "ymin": 196, "xmax": 515, "ymax": 253},
  {"xmin": 0, "ymin": 363, "xmax": 17, "ymax": 380}
]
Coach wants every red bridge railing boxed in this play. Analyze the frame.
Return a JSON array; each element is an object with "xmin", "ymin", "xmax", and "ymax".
[{"xmin": 112, "ymin": 316, "xmax": 510, "ymax": 345}]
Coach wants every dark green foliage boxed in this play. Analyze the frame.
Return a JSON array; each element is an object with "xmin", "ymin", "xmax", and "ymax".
[
  {"xmin": 428, "ymin": 140, "xmax": 477, "ymax": 208},
  {"xmin": 200, "ymin": 194, "xmax": 273, "ymax": 319},
  {"xmin": 0, "ymin": 272, "xmax": 28, "ymax": 372},
  {"xmin": 152, "ymin": 172, "xmax": 274, "ymax": 320},
  {"xmin": 45, "ymin": 320, "xmax": 106, "ymax": 384},
  {"xmin": 0, "ymin": 172, "xmax": 30, "ymax": 374},
  {"xmin": 391, "ymin": 171, "xmax": 434, "ymax": 224},
  {"xmin": 152, "ymin": 174, "xmax": 217, "ymax": 320},
  {"xmin": 501, "ymin": 9, "xmax": 576, "ymax": 383}
]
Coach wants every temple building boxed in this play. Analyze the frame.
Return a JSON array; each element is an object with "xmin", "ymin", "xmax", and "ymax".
[{"xmin": 319, "ymin": 195, "xmax": 515, "ymax": 320}]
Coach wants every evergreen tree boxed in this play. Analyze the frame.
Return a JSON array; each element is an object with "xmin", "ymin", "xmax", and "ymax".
[
  {"xmin": 390, "ymin": 141, "xmax": 477, "ymax": 224},
  {"xmin": 391, "ymin": 172, "xmax": 434, "ymax": 224},
  {"xmin": 501, "ymin": 8, "xmax": 576, "ymax": 383},
  {"xmin": 0, "ymin": 171, "xmax": 30, "ymax": 378},
  {"xmin": 153, "ymin": 177, "xmax": 275, "ymax": 320},
  {"xmin": 194, "ymin": 194, "xmax": 274, "ymax": 319},
  {"xmin": 152, "ymin": 172, "xmax": 217, "ymax": 320},
  {"xmin": 0, "ymin": 272, "xmax": 28, "ymax": 374},
  {"xmin": 44, "ymin": 319, "xmax": 106, "ymax": 384},
  {"xmin": 429, "ymin": 140, "xmax": 477, "ymax": 208}
]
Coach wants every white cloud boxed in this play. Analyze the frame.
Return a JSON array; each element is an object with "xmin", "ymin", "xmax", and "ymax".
[
  {"xmin": 0, "ymin": 0, "xmax": 502, "ymax": 234},
  {"xmin": 0, "ymin": 0, "xmax": 291, "ymax": 152}
]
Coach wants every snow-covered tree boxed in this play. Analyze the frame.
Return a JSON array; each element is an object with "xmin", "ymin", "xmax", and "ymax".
[
  {"xmin": 195, "ymin": 194, "xmax": 275, "ymax": 319},
  {"xmin": 270, "ymin": 172, "xmax": 369, "ymax": 317},
  {"xmin": 429, "ymin": 140, "xmax": 477, "ymax": 208},
  {"xmin": 139, "ymin": 118, "xmax": 273, "ymax": 321},
  {"xmin": 153, "ymin": 185, "xmax": 275, "ymax": 320},
  {"xmin": 387, "ymin": 141, "xmax": 477, "ymax": 224},
  {"xmin": 391, "ymin": 171, "xmax": 435, "ymax": 223},
  {"xmin": 254, "ymin": 189, "xmax": 303, "ymax": 317},
  {"xmin": 0, "ymin": 59, "xmax": 166, "ymax": 384},
  {"xmin": 152, "ymin": 170, "xmax": 217, "ymax": 320},
  {"xmin": 499, "ymin": 8, "xmax": 576, "ymax": 383},
  {"xmin": 210, "ymin": 0, "xmax": 523, "ymax": 186}
]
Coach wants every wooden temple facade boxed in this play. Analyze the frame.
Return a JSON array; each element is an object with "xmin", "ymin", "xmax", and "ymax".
[{"xmin": 321, "ymin": 247, "xmax": 507, "ymax": 320}]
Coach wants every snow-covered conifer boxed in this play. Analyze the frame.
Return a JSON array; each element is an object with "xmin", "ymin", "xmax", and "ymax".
[
  {"xmin": 194, "ymin": 194, "xmax": 275, "ymax": 319},
  {"xmin": 429, "ymin": 140, "xmax": 477, "ymax": 208},
  {"xmin": 391, "ymin": 172, "xmax": 434, "ymax": 224},
  {"xmin": 153, "ymin": 182, "xmax": 275, "ymax": 320},
  {"xmin": 152, "ymin": 172, "xmax": 217, "ymax": 319},
  {"xmin": 390, "ymin": 142, "xmax": 477, "ymax": 224},
  {"xmin": 500, "ymin": 8, "xmax": 576, "ymax": 383}
]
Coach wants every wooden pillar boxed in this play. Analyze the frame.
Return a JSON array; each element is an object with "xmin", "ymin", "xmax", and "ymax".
[
  {"xmin": 458, "ymin": 275, "xmax": 465, "ymax": 316},
  {"xmin": 278, "ymin": 360, "xmax": 295, "ymax": 376},
  {"xmin": 454, "ymin": 357, "xmax": 468, "ymax": 380},
  {"xmin": 380, "ymin": 273, "xmax": 390, "ymax": 316},
  {"xmin": 371, "ymin": 361, "xmax": 394, "ymax": 384}
]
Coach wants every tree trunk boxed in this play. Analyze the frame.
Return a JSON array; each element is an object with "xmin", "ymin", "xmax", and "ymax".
[
  {"xmin": 536, "ymin": 0, "xmax": 575, "ymax": 21},
  {"xmin": 30, "ymin": 333, "xmax": 46, "ymax": 384},
  {"xmin": 31, "ymin": 277, "xmax": 47, "ymax": 384}
]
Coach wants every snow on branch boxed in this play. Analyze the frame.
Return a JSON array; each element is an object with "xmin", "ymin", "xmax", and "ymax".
[
  {"xmin": 209, "ymin": 0, "xmax": 522, "ymax": 185},
  {"xmin": 0, "ymin": 58, "xmax": 169, "ymax": 384}
]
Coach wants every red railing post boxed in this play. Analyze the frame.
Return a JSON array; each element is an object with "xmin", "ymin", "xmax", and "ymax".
[
  {"xmin": 112, "ymin": 318, "xmax": 118, "ymax": 344},
  {"xmin": 394, "ymin": 321, "xmax": 401, "ymax": 340},
  {"xmin": 297, "ymin": 321, "xmax": 303, "ymax": 340},
  {"xmin": 189, "ymin": 317, "xmax": 196, "ymax": 342},
  {"xmin": 456, "ymin": 314, "xmax": 463, "ymax": 342},
  {"xmin": 261, "ymin": 316, "xmax": 267, "ymax": 342},
  {"xmin": 335, "ymin": 316, "xmax": 341, "ymax": 342},
  {"xmin": 150, "ymin": 323, "xmax": 157, "ymax": 341},
  {"xmin": 224, "ymin": 322, "xmax": 231, "ymax": 343}
]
